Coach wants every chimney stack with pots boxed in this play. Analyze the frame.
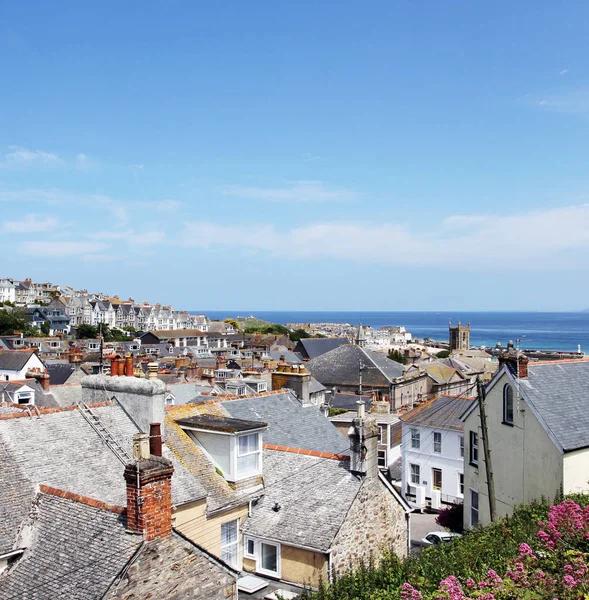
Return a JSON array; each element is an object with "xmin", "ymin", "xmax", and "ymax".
[
  {"xmin": 271, "ymin": 363, "xmax": 311, "ymax": 406},
  {"xmin": 125, "ymin": 354, "xmax": 134, "ymax": 377},
  {"xmin": 125, "ymin": 433, "xmax": 174, "ymax": 541},
  {"xmin": 498, "ymin": 351, "xmax": 529, "ymax": 379},
  {"xmin": 348, "ymin": 401, "xmax": 378, "ymax": 478}
]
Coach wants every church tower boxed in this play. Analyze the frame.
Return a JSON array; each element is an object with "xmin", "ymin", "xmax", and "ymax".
[
  {"xmin": 449, "ymin": 320, "xmax": 470, "ymax": 351},
  {"xmin": 355, "ymin": 325, "xmax": 368, "ymax": 348}
]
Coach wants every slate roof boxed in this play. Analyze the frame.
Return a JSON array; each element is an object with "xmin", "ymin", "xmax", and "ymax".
[
  {"xmin": 46, "ymin": 363, "xmax": 75, "ymax": 385},
  {"xmin": 520, "ymin": 361, "xmax": 589, "ymax": 452},
  {"xmin": 331, "ymin": 392, "xmax": 373, "ymax": 411},
  {"xmin": 307, "ymin": 344, "xmax": 406, "ymax": 389},
  {"xmin": 0, "ymin": 404, "xmax": 206, "ymax": 507},
  {"xmin": 423, "ymin": 363, "xmax": 464, "ymax": 385},
  {"xmin": 268, "ymin": 350, "xmax": 301, "ymax": 364},
  {"xmin": 241, "ymin": 450, "xmax": 362, "ymax": 552},
  {"xmin": 400, "ymin": 395, "xmax": 475, "ymax": 431},
  {"xmin": 294, "ymin": 337, "xmax": 351, "ymax": 360},
  {"xmin": 0, "ymin": 493, "xmax": 139, "ymax": 600},
  {"xmin": 176, "ymin": 414, "xmax": 268, "ymax": 433},
  {"xmin": 309, "ymin": 377, "xmax": 326, "ymax": 394},
  {"xmin": 222, "ymin": 392, "xmax": 348, "ymax": 455},
  {"xmin": 0, "ymin": 439, "xmax": 35, "ymax": 555},
  {"xmin": 0, "ymin": 350, "xmax": 38, "ymax": 371}
]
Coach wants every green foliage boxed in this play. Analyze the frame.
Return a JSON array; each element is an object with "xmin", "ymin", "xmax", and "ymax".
[
  {"xmin": 223, "ymin": 318, "xmax": 240, "ymax": 331},
  {"xmin": 302, "ymin": 496, "xmax": 589, "ymax": 600},
  {"xmin": 76, "ymin": 324, "xmax": 99, "ymax": 339},
  {"xmin": 40, "ymin": 320, "xmax": 51, "ymax": 335},
  {"xmin": 388, "ymin": 349, "xmax": 408, "ymax": 365},
  {"xmin": 244, "ymin": 323, "xmax": 291, "ymax": 336},
  {"xmin": 290, "ymin": 328, "xmax": 312, "ymax": 342},
  {"xmin": 328, "ymin": 408, "xmax": 349, "ymax": 417},
  {"xmin": 436, "ymin": 350, "xmax": 451, "ymax": 358},
  {"xmin": 0, "ymin": 308, "xmax": 35, "ymax": 335}
]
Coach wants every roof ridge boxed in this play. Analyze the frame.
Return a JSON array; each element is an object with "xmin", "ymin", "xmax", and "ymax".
[
  {"xmin": 0, "ymin": 399, "xmax": 115, "ymax": 420},
  {"xmin": 263, "ymin": 443, "xmax": 349, "ymax": 461},
  {"xmin": 529, "ymin": 358, "xmax": 589, "ymax": 366},
  {"xmin": 39, "ymin": 484, "xmax": 126, "ymax": 514}
]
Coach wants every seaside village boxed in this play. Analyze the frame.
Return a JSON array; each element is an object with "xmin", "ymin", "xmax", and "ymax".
[{"xmin": 1, "ymin": 276, "xmax": 589, "ymax": 599}]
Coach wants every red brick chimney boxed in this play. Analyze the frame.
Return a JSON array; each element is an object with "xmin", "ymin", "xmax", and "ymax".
[
  {"xmin": 39, "ymin": 372, "xmax": 50, "ymax": 392},
  {"xmin": 124, "ymin": 439, "xmax": 174, "ymax": 541},
  {"xmin": 110, "ymin": 355, "xmax": 119, "ymax": 377},
  {"xmin": 498, "ymin": 351, "xmax": 529, "ymax": 379}
]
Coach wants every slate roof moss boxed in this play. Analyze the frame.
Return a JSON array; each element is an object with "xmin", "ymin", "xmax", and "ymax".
[{"xmin": 0, "ymin": 403, "xmax": 206, "ymax": 507}]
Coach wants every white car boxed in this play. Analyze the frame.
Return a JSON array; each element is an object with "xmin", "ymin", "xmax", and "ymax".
[{"xmin": 421, "ymin": 531, "xmax": 462, "ymax": 546}]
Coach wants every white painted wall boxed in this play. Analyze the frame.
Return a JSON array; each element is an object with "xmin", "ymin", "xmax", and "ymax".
[
  {"xmin": 463, "ymin": 370, "xmax": 564, "ymax": 528},
  {"xmin": 563, "ymin": 449, "xmax": 589, "ymax": 495},
  {"xmin": 401, "ymin": 423, "xmax": 464, "ymax": 505},
  {"xmin": 0, "ymin": 354, "xmax": 46, "ymax": 381}
]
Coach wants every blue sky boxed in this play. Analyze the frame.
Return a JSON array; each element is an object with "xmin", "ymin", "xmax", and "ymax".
[{"xmin": 1, "ymin": 1, "xmax": 589, "ymax": 311}]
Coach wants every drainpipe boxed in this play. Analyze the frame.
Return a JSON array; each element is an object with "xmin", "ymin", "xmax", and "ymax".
[
  {"xmin": 406, "ymin": 511, "xmax": 412, "ymax": 555},
  {"xmin": 326, "ymin": 549, "xmax": 333, "ymax": 583}
]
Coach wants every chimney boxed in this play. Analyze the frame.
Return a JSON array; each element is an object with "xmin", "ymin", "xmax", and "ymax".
[
  {"xmin": 150, "ymin": 423, "xmax": 163, "ymax": 457},
  {"xmin": 125, "ymin": 354, "xmax": 134, "ymax": 377},
  {"xmin": 110, "ymin": 355, "xmax": 119, "ymax": 377},
  {"xmin": 147, "ymin": 362, "xmax": 159, "ymax": 380},
  {"xmin": 117, "ymin": 359, "xmax": 125, "ymax": 376},
  {"xmin": 124, "ymin": 442, "xmax": 174, "ymax": 541},
  {"xmin": 371, "ymin": 393, "xmax": 391, "ymax": 414},
  {"xmin": 272, "ymin": 363, "xmax": 311, "ymax": 406},
  {"xmin": 39, "ymin": 372, "xmax": 50, "ymax": 392},
  {"xmin": 216, "ymin": 355, "xmax": 226, "ymax": 370},
  {"xmin": 348, "ymin": 401, "xmax": 378, "ymax": 478},
  {"xmin": 498, "ymin": 351, "xmax": 529, "ymax": 379}
]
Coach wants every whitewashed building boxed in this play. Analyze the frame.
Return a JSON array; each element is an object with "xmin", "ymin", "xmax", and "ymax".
[{"xmin": 400, "ymin": 394, "xmax": 475, "ymax": 510}]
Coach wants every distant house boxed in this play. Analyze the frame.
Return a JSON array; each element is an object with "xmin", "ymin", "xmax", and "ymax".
[
  {"xmin": 419, "ymin": 362, "xmax": 471, "ymax": 399},
  {"xmin": 294, "ymin": 337, "xmax": 352, "ymax": 360},
  {"xmin": 0, "ymin": 351, "xmax": 46, "ymax": 381},
  {"xmin": 462, "ymin": 355, "xmax": 589, "ymax": 529},
  {"xmin": 307, "ymin": 344, "xmax": 428, "ymax": 410},
  {"xmin": 400, "ymin": 394, "xmax": 475, "ymax": 510},
  {"xmin": 140, "ymin": 329, "xmax": 210, "ymax": 348},
  {"xmin": 25, "ymin": 305, "xmax": 70, "ymax": 335}
]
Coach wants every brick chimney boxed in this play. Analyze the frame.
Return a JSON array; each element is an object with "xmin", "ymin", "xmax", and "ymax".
[
  {"xmin": 272, "ymin": 363, "xmax": 311, "ymax": 405},
  {"xmin": 124, "ymin": 433, "xmax": 174, "ymax": 541},
  {"xmin": 110, "ymin": 355, "xmax": 119, "ymax": 377},
  {"xmin": 498, "ymin": 351, "xmax": 529, "ymax": 379},
  {"xmin": 348, "ymin": 401, "xmax": 378, "ymax": 479}
]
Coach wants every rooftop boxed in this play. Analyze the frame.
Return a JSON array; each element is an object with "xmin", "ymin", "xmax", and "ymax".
[
  {"xmin": 401, "ymin": 394, "xmax": 475, "ymax": 431},
  {"xmin": 176, "ymin": 414, "xmax": 268, "ymax": 433}
]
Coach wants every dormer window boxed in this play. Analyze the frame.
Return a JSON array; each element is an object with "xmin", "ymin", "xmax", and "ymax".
[{"xmin": 177, "ymin": 415, "xmax": 267, "ymax": 482}]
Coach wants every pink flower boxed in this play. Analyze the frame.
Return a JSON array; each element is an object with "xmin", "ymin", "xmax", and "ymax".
[{"xmin": 562, "ymin": 574, "xmax": 576, "ymax": 589}]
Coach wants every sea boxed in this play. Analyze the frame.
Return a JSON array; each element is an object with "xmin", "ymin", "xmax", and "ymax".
[{"xmin": 196, "ymin": 311, "xmax": 589, "ymax": 353}]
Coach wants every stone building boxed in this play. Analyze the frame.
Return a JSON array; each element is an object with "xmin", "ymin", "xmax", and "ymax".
[{"xmin": 449, "ymin": 320, "xmax": 470, "ymax": 351}]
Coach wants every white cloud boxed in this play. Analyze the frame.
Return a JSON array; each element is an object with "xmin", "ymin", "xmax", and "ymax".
[
  {"xmin": 560, "ymin": 69, "xmax": 569, "ymax": 76},
  {"xmin": 1, "ymin": 146, "xmax": 64, "ymax": 168},
  {"xmin": 90, "ymin": 229, "xmax": 165, "ymax": 245},
  {"xmin": 532, "ymin": 90, "xmax": 589, "ymax": 115},
  {"xmin": 2, "ymin": 213, "xmax": 59, "ymax": 233},
  {"xmin": 75, "ymin": 153, "xmax": 96, "ymax": 171},
  {"xmin": 18, "ymin": 241, "xmax": 109, "ymax": 257},
  {"xmin": 223, "ymin": 180, "xmax": 361, "ymax": 203},
  {"xmin": 180, "ymin": 204, "xmax": 589, "ymax": 270}
]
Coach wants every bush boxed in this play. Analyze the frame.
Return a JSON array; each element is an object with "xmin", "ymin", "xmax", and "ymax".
[{"xmin": 435, "ymin": 503, "xmax": 463, "ymax": 533}]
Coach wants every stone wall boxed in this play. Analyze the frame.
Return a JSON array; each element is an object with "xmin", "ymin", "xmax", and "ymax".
[{"xmin": 330, "ymin": 475, "xmax": 408, "ymax": 573}]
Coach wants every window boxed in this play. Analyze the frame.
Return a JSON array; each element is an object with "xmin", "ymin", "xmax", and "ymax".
[
  {"xmin": 411, "ymin": 428, "xmax": 420, "ymax": 449},
  {"xmin": 258, "ymin": 541, "xmax": 280, "ymax": 577},
  {"xmin": 470, "ymin": 490, "xmax": 479, "ymax": 527},
  {"xmin": 432, "ymin": 468, "xmax": 442, "ymax": 491},
  {"xmin": 378, "ymin": 450, "xmax": 387, "ymax": 468},
  {"xmin": 237, "ymin": 433, "xmax": 261, "ymax": 477},
  {"xmin": 433, "ymin": 432, "xmax": 442, "ymax": 454},
  {"xmin": 378, "ymin": 425, "xmax": 386, "ymax": 445},
  {"xmin": 469, "ymin": 431, "xmax": 478, "ymax": 467},
  {"xmin": 244, "ymin": 537, "xmax": 256, "ymax": 559},
  {"xmin": 459, "ymin": 435, "xmax": 464, "ymax": 458},
  {"xmin": 221, "ymin": 520, "xmax": 239, "ymax": 567},
  {"xmin": 459, "ymin": 473, "xmax": 464, "ymax": 496},
  {"xmin": 410, "ymin": 463, "xmax": 420, "ymax": 485},
  {"xmin": 503, "ymin": 384, "xmax": 514, "ymax": 425}
]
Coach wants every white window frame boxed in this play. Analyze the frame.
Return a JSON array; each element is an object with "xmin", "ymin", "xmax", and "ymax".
[
  {"xmin": 469, "ymin": 430, "xmax": 478, "ymax": 467},
  {"xmin": 257, "ymin": 540, "xmax": 281, "ymax": 578},
  {"xmin": 244, "ymin": 536, "xmax": 256, "ymax": 559},
  {"xmin": 410, "ymin": 463, "xmax": 420, "ymax": 485},
  {"xmin": 470, "ymin": 489, "xmax": 479, "ymax": 527},
  {"xmin": 433, "ymin": 431, "xmax": 442, "ymax": 454},
  {"xmin": 377, "ymin": 449, "xmax": 387, "ymax": 468},
  {"xmin": 220, "ymin": 519, "xmax": 239, "ymax": 568},
  {"xmin": 411, "ymin": 428, "xmax": 420, "ymax": 449},
  {"xmin": 236, "ymin": 432, "xmax": 262, "ymax": 480},
  {"xmin": 378, "ymin": 424, "xmax": 387, "ymax": 445},
  {"xmin": 459, "ymin": 435, "xmax": 464, "ymax": 458}
]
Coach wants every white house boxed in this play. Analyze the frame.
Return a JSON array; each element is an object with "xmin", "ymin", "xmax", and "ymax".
[
  {"xmin": 400, "ymin": 394, "xmax": 475, "ymax": 510},
  {"xmin": 0, "ymin": 351, "xmax": 46, "ymax": 381},
  {"xmin": 462, "ymin": 355, "xmax": 589, "ymax": 529},
  {"xmin": 0, "ymin": 279, "xmax": 16, "ymax": 304}
]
